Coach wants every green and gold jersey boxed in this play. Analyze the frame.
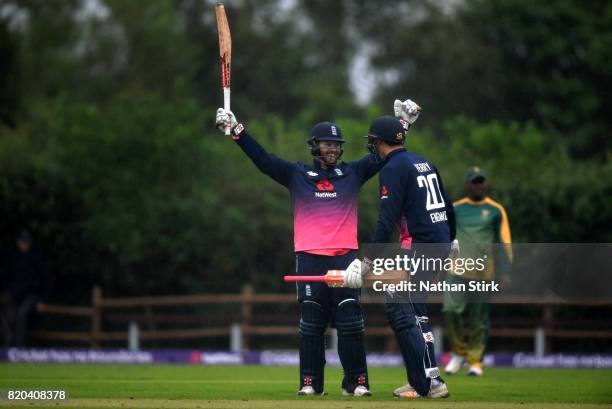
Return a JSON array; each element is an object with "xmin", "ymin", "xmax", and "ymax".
[{"xmin": 452, "ymin": 197, "xmax": 512, "ymax": 280}]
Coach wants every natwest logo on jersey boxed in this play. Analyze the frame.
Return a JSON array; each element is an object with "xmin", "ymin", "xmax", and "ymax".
[
  {"xmin": 314, "ymin": 178, "xmax": 337, "ymax": 198},
  {"xmin": 316, "ymin": 179, "xmax": 335, "ymax": 191}
]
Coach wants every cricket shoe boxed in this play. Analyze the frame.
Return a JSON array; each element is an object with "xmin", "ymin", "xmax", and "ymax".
[
  {"xmin": 393, "ymin": 383, "xmax": 416, "ymax": 398},
  {"xmin": 342, "ymin": 386, "xmax": 372, "ymax": 397},
  {"xmin": 468, "ymin": 363, "xmax": 484, "ymax": 377},
  {"xmin": 394, "ymin": 379, "xmax": 450, "ymax": 399},
  {"xmin": 445, "ymin": 353, "xmax": 465, "ymax": 374},
  {"xmin": 297, "ymin": 386, "xmax": 325, "ymax": 396},
  {"xmin": 428, "ymin": 378, "xmax": 450, "ymax": 398}
]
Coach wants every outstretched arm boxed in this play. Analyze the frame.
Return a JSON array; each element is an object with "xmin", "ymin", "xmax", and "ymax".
[
  {"xmin": 353, "ymin": 154, "xmax": 386, "ymax": 185},
  {"xmin": 215, "ymin": 108, "xmax": 295, "ymax": 187}
]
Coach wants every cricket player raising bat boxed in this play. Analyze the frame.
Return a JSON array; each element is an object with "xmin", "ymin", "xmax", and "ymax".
[{"xmin": 215, "ymin": 99, "xmax": 420, "ymax": 396}]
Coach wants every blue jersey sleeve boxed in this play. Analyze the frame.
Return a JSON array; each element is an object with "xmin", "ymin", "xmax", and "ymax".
[
  {"xmin": 372, "ymin": 163, "xmax": 406, "ymax": 243},
  {"xmin": 234, "ymin": 131, "xmax": 296, "ymax": 188},
  {"xmin": 350, "ymin": 154, "xmax": 385, "ymax": 185}
]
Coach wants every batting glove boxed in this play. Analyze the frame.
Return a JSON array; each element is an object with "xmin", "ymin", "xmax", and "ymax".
[
  {"xmin": 344, "ymin": 258, "xmax": 363, "ymax": 289},
  {"xmin": 215, "ymin": 108, "xmax": 244, "ymax": 138},
  {"xmin": 394, "ymin": 99, "xmax": 421, "ymax": 125},
  {"xmin": 449, "ymin": 239, "xmax": 460, "ymax": 258}
]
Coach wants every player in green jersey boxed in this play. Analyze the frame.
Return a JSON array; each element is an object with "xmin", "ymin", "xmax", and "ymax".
[{"xmin": 443, "ymin": 166, "xmax": 512, "ymax": 377}]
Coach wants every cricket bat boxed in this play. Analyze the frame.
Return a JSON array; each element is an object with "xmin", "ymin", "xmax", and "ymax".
[
  {"xmin": 284, "ymin": 270, "xmax": 409, "ymax": 288},
  {"xmin": 215, "ymin": 1, "xmax": 232, "ymax": 136}
]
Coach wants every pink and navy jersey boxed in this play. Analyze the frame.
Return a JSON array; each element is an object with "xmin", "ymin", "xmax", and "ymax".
[
  {"xmin": 235, "ymin": 131, "xmax": 383, "ymax": 253},
  {"xmin": 373, "ymin": 149, "xmax": 456, "ymax": 245}
]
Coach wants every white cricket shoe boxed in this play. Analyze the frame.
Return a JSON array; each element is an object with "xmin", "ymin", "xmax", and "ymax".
[
  {"xmin": 468, "ymin": 363, "xmax": 484, "ymax": 376},
  {"xmin": 297, "ymin": 386, "xmax": 317, "ymax": 396},
  {"xmin": 393, "ymin": 379, "xmax": 450, "ymax": 399},
  {"xmin": 342, "ymin": 385, "xmax": 372, "ymax": 397},
  {"xmin": 428, "ymin": 378, "xmax": 450, "ymax": 398},
  {"xmin": 393, "ymin": 383, "xmax": 415, "ymax": 397},
  {"xmin": 445, "ymin": 353, "xmax": 465, "ymax": 374}
]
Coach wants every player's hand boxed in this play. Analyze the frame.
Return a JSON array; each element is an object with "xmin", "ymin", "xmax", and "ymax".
[
  {"xmin": 215, "ymin": 108, "xmax": 243, "ymax": 136},
  {"xmin": 449, "ymin": 239, "xmax": 460, "ymax": 258},
  {"xmin": 394, "ymin": 99, "xmax": 421, "ymax": 125},
  {"xmin": 344, "ymin": 259, "xmax": 363, "ymax": 288}
]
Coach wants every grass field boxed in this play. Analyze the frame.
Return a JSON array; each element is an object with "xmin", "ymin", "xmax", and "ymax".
[{"xmin": 2, "ymin": 364, "xmax": 612, "ymax": 408}]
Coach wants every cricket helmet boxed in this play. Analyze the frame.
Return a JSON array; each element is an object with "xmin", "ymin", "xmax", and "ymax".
[
  {"xmin": 366, "ymin": 116, "xmax": 407, "ymax": 145},
  {"xmin": 308, "ymin": 121, "xmax": 345, "ymax": 158}
]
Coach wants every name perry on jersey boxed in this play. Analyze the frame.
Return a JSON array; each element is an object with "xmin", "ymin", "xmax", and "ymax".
[
  {"xmin": 430, "ymin": 210, "xmax": 448, "ymax": 223},
  {"xmin": 414, "ymin": 162, "xmax": 432, "ymax": 173}
]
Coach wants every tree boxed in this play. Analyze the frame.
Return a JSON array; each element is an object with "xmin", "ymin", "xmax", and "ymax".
[
  {"xmin": 355, "ymin": 0, "xmax": 612, "ymax": 158},
  {"xmin": 463, "ymin": 0, "xmax": 612, "ymax": 158}
]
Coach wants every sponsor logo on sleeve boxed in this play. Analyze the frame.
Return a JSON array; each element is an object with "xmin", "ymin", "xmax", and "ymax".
[
  {"xmin": 380, "ymin": 185, "xmax": 389, "ymax": 199},
  {"xmin": 233, "ymin": 123, "xmax": 244, "ymax": 137}
]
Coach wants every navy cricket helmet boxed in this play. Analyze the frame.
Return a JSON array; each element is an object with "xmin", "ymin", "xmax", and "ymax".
[
  {"xmin": 308, "ymin": 121, "xmax": 345, "ymax": 158},
  {"xmin": 367, "ymin": 116, "xmax": 407, "ymax": 145}
]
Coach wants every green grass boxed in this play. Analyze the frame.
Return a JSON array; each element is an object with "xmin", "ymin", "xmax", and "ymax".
[{"xmin": 1, "ymin": 364, "xmax": 611, "ymax": 408}]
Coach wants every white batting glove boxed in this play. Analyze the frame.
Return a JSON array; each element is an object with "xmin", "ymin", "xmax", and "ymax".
[
  {"xmin": 215, "ymin": 108, "xmax": 243, "ymax": 136},
  {"xmin": 344, "ymin": 259, "xmax": 363, "ymax": 289},
  {"xmin": 394, "ymin": 99, "xmax": 421, "ymax": 125},
  {"xmin": 449, "ymin": 239, "xmax": 460, "ymax": 258}
]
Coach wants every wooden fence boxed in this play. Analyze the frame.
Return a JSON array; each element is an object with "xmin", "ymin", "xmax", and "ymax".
[{"xmin": 32, "ymin": 286, "xmax": 612, "ymax": 353}]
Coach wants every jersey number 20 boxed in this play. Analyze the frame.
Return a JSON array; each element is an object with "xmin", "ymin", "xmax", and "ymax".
[{"xmin": 417, "ymin": 173, "xmax": 445, "ymax": 211}]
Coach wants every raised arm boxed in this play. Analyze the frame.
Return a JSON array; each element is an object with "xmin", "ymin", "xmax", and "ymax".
[{"xmin": 215, "ymin": 108, "xmax": 295, "ymax": 187}]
